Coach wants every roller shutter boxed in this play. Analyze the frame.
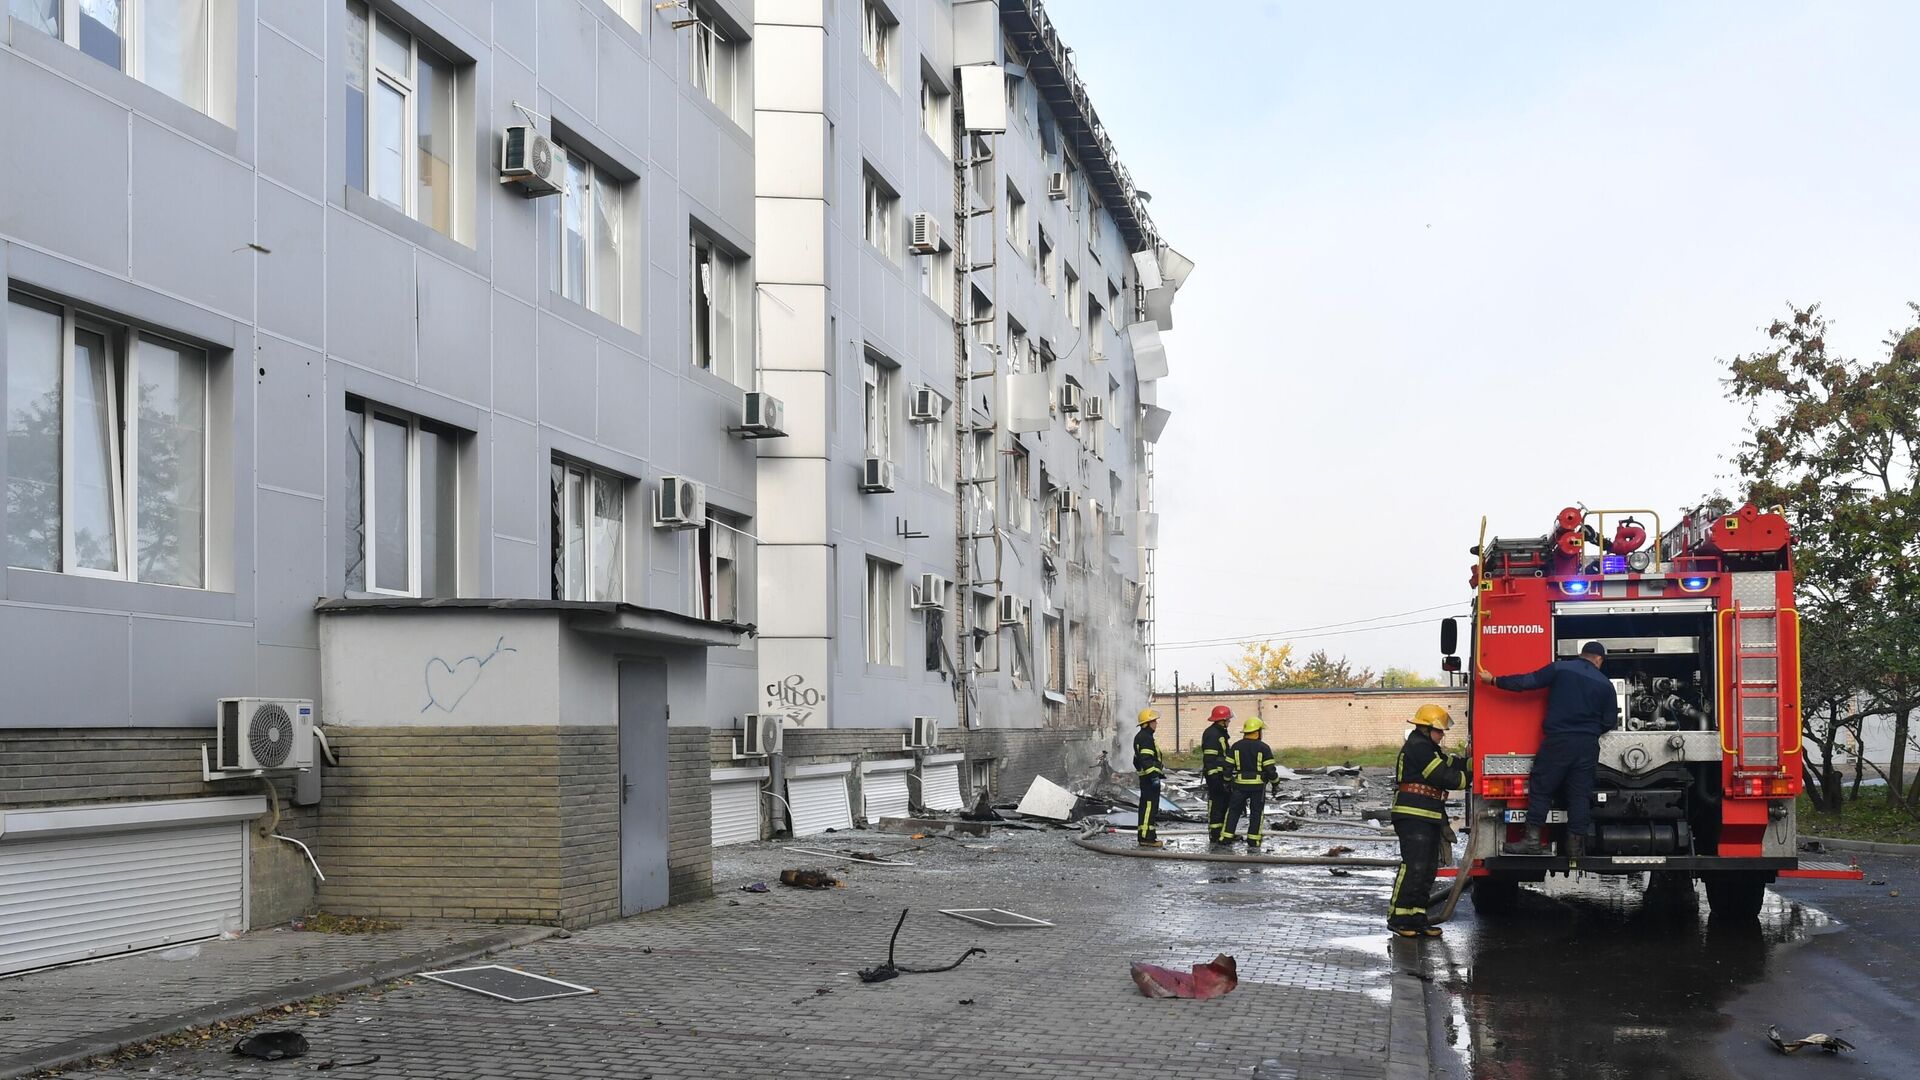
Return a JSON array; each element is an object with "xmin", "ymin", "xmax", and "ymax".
[
  {"xmin": 861, "ymin": 760, "xmax": 913, "ymax": 823},
  {"xmin": 788, "ymin": 766, "xmax": 854, "ymax": 836},
  {"xmin": 710, "ymin": 768, "xmax": 766, "ymax": 847},
  {"xmin": 918, "ymin": 753, "xmax": 965, "ymax": 812},
  {"xmin": 0, "ymin": 823, "xmax": 247, "ymax": 977}
]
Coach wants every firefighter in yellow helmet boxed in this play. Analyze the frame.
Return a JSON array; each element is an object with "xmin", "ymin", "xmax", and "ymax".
[
  {"xmin": 1223, "ymin": 716, "xmax": 1279, "ymax": 850},
  {"xmin": 1132, "ymin": 709, "xmax": 1165, "ymax": 848},
  {"xmin": 1388, "ymin": 704, "xmax": 1471, "ymax": 938}
]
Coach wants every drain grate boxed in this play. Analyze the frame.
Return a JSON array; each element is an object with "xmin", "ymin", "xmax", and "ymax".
[
  {"xmin": 939, "ymin": 908, "xmax": 1054, "ymax": 929},
  {"xmin": 418, "ymin": 964, "xmax": 595, "ymax": 1003}
]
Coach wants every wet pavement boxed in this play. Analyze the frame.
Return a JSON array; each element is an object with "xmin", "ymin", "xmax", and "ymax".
[{"xmin": 1409, "ymin": 851, "xmax": 1920, "ymax": 1080}]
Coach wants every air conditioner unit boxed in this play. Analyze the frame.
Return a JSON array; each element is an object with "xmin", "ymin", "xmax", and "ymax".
[
  {"xmin": 909, "ymin": 716, "xmax": 940, "ymax": 749},
  {"xmin": 1057, "ymin": 488, "xmax": 1079, "ymax": 514},
  {"xmin": 216, "ymin": 698, "xmax": 315, "ymax": 772},
  {"xmin": 499, "ymin": 125, "xmax": 561, "ymax": 197},
  {"xmin": 909, "ymin": 212, "xmax": 943, "ymax": 255},
  {"xmin": 1084, "ymin": 396, "xmax": 1105, "ymax": 422},
  {"xmin": 997, "ymin": 594, "xmax": 1021, "ymax": 625},
  {"xmin": 1058, "ymin": 383, "xmax": 1083, "ymax": 414},
  {"xmin": 909, "ymin": 387, "xmax": 941, "ymax": 424},
  {"xmin": 655, "ymin": 475, "xmax": 708, "ymax": 529},
  {"xmin": 1047, "ymin": 172, "xmax": 1069, "ymax": 201},
  {"xmin": 860, "ymin": 457, "xmax": 895, "ymax": 493},
  {"xmin": 740, "ymin": 713, "xmax": 784, "ymax": 756},
  {"xmin": 738, "ymin": 391, "xmax": 787, "ymax": 438},
  {"xmin": 914, "ymin": 573, "xmax": 951, "ymax": 610}
]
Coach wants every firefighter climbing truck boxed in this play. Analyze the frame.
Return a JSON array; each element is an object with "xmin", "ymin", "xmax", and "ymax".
[{"xmin": 1441, "ymin": 503, "xmax": 1862, "ymax": 920}]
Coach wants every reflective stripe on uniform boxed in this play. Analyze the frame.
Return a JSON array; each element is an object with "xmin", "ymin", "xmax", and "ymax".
[
  {"xmin": 1391, "ymin": 805, "xmax": 1445, "ymax": 820},
  {"xmin": 1421, "ymin": 756, "xmax": 1443, "ymax": 779},
  {"xmin": 1233, "ymin": 778, "xmax": 1264, "ymax": 786}
]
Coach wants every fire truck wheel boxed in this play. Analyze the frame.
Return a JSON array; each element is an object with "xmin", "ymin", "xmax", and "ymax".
[
  {"xmin": 1703, "ymin": 874, "xmax": 1767, "ymax": 922},
  {"xmin": 1469, "ymin": 877, "xmax": 1522, "ymax": 916}
]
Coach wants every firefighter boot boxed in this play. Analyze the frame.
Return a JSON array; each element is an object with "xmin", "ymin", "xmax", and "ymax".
[
  {"xmin": 1565, "ymin": 831, "xmax": 1586, "ymax": 859},
  {"xmin": 1503, "ymin": 825, "xmax": 1548, "ymax": 856}
]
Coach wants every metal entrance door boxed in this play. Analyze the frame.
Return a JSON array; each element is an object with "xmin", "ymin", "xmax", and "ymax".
[{"xmin": 619, "ymin": 660, "xmax": 670, "ymax": 917}]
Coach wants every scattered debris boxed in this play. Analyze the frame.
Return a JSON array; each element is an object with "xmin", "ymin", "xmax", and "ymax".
[
  {"xmin": 940, "ymin": 908, "xmax": 1054, "ymax": 929},
  {"xmin": 1329, "ymin": 867, "xmax": 1352, "ymax": 877},
  {"xmin": 313, "ymin": 1055, "xmax": 383, "ymax": 1070},
  {"xmin": 779, "ymin": 869, "xmax": 842, "ymax": 889},
  {"xmin": 291, "ymin": 913, "xmax": 400, "ymax": 935},
  {"xmin": 790, "ymin": 987, "xmax": 835, "ymax": 1004},
  {"xmin": 1767, "ymin": 1025, "xmax": 1855, "ymax": 1054},
  {"xmin": 1869, "ymin": 879, "xmax": 1887, "ymax": 887},
  {"xmin": 958, "ymin": 998, "xmax": 976, "ymax": 1005},
  {"xmin": 857, "ymin": 910, "xmax": 987, "ymax": 983},
  {"xmin": 419, "ymin": 965, "xmax": 595, "ymax": 1003},
  {"xmin": 1015, "ymin": 776, "xmax": 1080, "ymax": 821},
  {"xmin": 741, "ymin": 882, "xmax": 770, "ymax": 893},
  {"xmin": 962, "ymin": 788, "xmax": 1004, "ymax": 822},
  {"xmin": 786, "ymin": 847, "xmax": 915, "ymax": 866},
  {"xmin": 1323, "ymin": 845, "xmax": 1355, "ymax": 857},
  {"xmin": 1130, "ymin": 954, "xmax": 1239, "ymax": 1000},
  {"xmin": 232, "ymin": 1030, "xmax": 309, "ymax": 1061}
]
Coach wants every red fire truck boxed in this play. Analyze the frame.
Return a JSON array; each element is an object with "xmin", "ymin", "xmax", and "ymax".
[{"xmin": 1442, "ymin": 503, "xmax": 1861, "ymax": 919}]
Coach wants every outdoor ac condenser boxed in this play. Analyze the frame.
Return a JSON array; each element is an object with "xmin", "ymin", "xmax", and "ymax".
[{"xmin": 216, "ymin": 698, "xmax": 316, "ymax": 772}]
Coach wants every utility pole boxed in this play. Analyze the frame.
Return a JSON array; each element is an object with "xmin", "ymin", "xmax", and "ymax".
[{"xmin": 1172, "ymin": 670, "xmax": 1181, "ymax": 753}]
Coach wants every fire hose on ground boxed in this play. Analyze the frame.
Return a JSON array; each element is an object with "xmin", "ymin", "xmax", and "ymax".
[{"xmin": 1071, "ymin": 830, "xmax": 1402, "ymax": 867}]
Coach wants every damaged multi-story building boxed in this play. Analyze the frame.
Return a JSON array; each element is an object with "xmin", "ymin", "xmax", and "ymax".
[
  {"xmin": 0, "ymin": 0, "xmax": 1184, "ymax": 974},
  {"xmin": 735, "ymin": 0, "xmax": 1186, "ymax": 839}
]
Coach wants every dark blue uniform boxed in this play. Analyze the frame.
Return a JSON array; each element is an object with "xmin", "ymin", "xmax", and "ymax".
[
  {"xmin": 1496, "ymin": 659, "xmax": 1619, "ymax": 835},
  {"xmin": 1133, "ymin": 726, "xmax": 1163, "ymax": 843},
  {"xmin": 1223, "ymin": 736, "xmax": 1279, "ymax": 848},
  {"xmin": 1389, "ymin": 728, "xmax": 1470, "ymax": 933},
  {"xmin": 1200, "ymin": 722, "xmax": 1234, "ymax": 843}
]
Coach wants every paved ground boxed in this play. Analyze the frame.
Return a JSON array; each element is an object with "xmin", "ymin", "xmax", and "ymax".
[
  {"xmin": 1410, "ymin": 852, "xmax": 1920, "ymax": 1080},
  {"xmin": 34, "ymin": 824, "xmax": 1420, "ymax": 1080}
]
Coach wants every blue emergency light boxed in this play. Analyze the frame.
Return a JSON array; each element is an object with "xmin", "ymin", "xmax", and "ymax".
[
  {"xmin": 1601, "ymin": 554, "xmax": 1628, "ymax": 574},
  {"xmin": 1679, "ymin": 576, "xmax": 1710, "ymax": 592},
  {"xmin": 1559, "ymin": 580, "xmax": 1591, "ymax": 596}
]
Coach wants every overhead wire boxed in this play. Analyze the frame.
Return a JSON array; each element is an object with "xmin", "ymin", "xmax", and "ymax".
[{"xmin": 1153, "ymin": 600, "xmax": 1471, "ymax": 651}]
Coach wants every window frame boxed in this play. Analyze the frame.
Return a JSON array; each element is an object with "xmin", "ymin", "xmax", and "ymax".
[
  {"xmin": 921, "ymin": 389, "xmax": 952, "ymax": 491},
  {"xmin": 919, "ymin": 67, "xmax": 951, "ymax": 153},
  {"xmin": 1007, "ymin": 442, "xmax": 1031, "ymax": 533},
  {"xmin": 347, "ymin": 399, "xmax": 460, "ymax": 599},
  {"xmin": 20, "ymin": 0, "xmax": 223, "ymax": 115},
  {"xmin": 549, "ymin": 456, "xmax": 627, "ymax": 603},
  {"xmin": 862, "ymin": 169, "xmax": 898, "ymax": 259},
  {"xmin": 690, "ymin": 227, "xmax": 746, "ymax": 386},
  {"xmin": 555, "ymin": 143, "xmax": 633, "ymax": 326},
  {"xmin": 1006, "ymin": 181, "xmax": 1028, "ymax": 258},
  {"xmin": 695, "ymin": 512, "xmax": 745, "ymax": 624},
  {"xmin": 860, "ymin": 0, "xmax": 896, "ymax": 86},
  {"xmin": 688, "ymin": 0, "xmax": 744, "ymax": 124},
  {"xmin": 346, "ymin": 1, "xmax": 463, "ymax": 237},
  {"xmin": 865, "ymin": 555, "xmax": 899, "ymax": 666},
  {"xmin": 5, "ymin": 291, "xmax": 211, "ymax": 589},
  {"xmin": 862, "ymin": 353, "xmax": 893, "ymax": 462},
  {"xmin": 1064, "ymin": 265, "xmax": 1080, "ymax": 327}
]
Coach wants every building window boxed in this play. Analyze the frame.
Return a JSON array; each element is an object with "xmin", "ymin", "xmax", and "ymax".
[
  {"xmin": 696, "ymin": 513, "xmax": 745, "ymax": 623},
  {"xmin": 1064, "ymin": 265, "xmax": 1080, "ymax": 327},
  {"xmin": 922, "ymin": 390, "xmax": 952, "ymax": 491},
  {"xmin": 1089, "ymin": 199, "xmax": 1104, "ymax": 252},
  {"xmin": 919, "ymin": 247, "xmax": 953, "ymax": 316},
  {"xmin": 862, "ymin": 353, "xmax": 892, "ymax": 461},
  {"xmin": 345, "ymin": 398, "xmax": 460, "ymax": 597},
  {"xmin": 1044, "ymin": 613, "xmax": 1064, "ymax": 693},
  {"xmin": 691, "ymin": 229, "xmax": 746, "ymax": 386},
  {"xmin": 967, "ymin": 430, "xmax": 996, "ymax": 529},
  {"xmin": 554, "ymin": 143, "xmax": 635, "ymax": 326},
  {"xmin": 689, "ymin": 1, "xmax": 742, "ymax": 122},
  {"xmin": 1039, "ymin": 232, "xmax": 1056, "ymax": 296},
  {"xmin": 603, "ymin": 0, "xmax": 644, "ymax": 26},
  {"xmin": 862, "ymin": 169, "xmax": 897, "ymax": 258},
  {"xmin": 14, "ymin": 0, "xmax": 232, "ymax": 119},
  {"xmin": 1008, "ymin": 319, "xmax": 1028, "ymax": 371},
  {"xmin": 970, "ymin": 287, "xmax": 993, "ymax": 347},
  {"xmin": 1087, "ymin": 295, "xmax": 1104, "ymax": 336},
  {"xmin": 1108, "ymin": 281, "xmax": 1121, "ymax": 329},
  {"xmin": 5, "ymin": 292, "xmax": 209, "ymax": 588},
  {"xmin": 971, "ymin": 591, "xmax": 997, "ymax": 671},
  {"xmin": 920, "ymin": 69, "xmax": 951, "ymax": 151},
  {"xmin": 865, "ymin": 556, "xmax": 898, "ymax": 665},
  {"xmin": 345, "ymin": 0, "xmax": 463, "ymax": 238},
  {"xmin": 1006, "ymin": 181, "xmax": 1027, "ymax": 258},
  {"xmin": 549, "ymin": 458, "xmax": 624, "ymax": 602},
  {"xmin": 1006, "ymin": 442, "xmax": 1031, "ymax": 533},
  {"xmin": 861, "ymin": 0, "xmax": 895, "ymax": 84}
]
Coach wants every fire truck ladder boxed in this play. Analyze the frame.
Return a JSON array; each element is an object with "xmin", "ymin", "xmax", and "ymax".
[{"xmin": 1720, "ymin": 605, "xmax": 1785, "ymax": 770}]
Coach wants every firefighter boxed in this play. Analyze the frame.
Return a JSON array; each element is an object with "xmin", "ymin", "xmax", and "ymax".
[
  {"xmin": 1223, "ymin": 717, "xmax": 1279, "ymax": 850},
  {"xmin": 1480, "ymin": 641, "xmax": 1620, "ymax": 857},
  {"xmin": 1389, "ymin": 704, "xmax": 1471, "ymax": 938},
  {"xmin": 1201, "ymin": 705, "xmax": 1236, "ymax": 848},
  {"xmin": 1133, "ymin": 709, "xmax": 1165, "ymax": 848}
]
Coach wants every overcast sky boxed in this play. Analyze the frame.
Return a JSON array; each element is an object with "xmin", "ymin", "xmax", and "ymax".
[{"xmin": 1041, "ymin": 1, "xmax": 1920, "ymax": 688}]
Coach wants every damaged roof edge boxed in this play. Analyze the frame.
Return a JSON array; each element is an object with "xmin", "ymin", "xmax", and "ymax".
[
  {"xmin": 315, "ymin": 597, "xmax": 756, "ymax": 648},
  {"xmin": 999, "ymin": 0, "xmax": 1164, "ymax": 254}
]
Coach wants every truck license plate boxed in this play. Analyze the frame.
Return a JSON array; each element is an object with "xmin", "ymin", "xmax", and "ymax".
[{"xmin": 1503, "ymin": 810, "xmax": 1567, "ymax": 823}]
